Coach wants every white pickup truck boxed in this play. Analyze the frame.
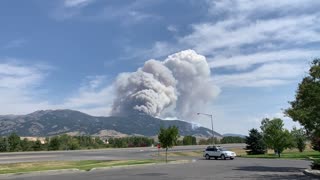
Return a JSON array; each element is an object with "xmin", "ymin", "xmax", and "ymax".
[{"xmin": 203, "ymin": 146, "xmax": 236, "ymax": 160}]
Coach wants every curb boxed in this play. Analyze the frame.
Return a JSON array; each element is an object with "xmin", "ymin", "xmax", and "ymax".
[
  {"xmin": 303, "ymin": 169, "xmax": 320, "ymax": 178},
  {"xmin": 89, "ymin": 160, "xmax": 191, "ymax": 172},
  {"xmin": 0, "ymin": 160, "xmax": 191, "ymax": 178},
  {"xmin": 0, "ymin": 168, "xmax": 83, "ymax": 178}
]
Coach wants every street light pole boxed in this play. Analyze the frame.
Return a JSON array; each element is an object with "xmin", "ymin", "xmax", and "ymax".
[{"xmin": 197, "ymin": 113, "xmax": 214, "ymax": 145}]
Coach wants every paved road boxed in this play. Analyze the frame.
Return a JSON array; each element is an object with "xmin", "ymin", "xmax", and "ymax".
[
  {"xmin": 0, "ymin": 144, "xmax": 244, "ymax": 164},
  {"xmin": 2, "ymin": 158, "xmax": 315, "ymax": 180}
]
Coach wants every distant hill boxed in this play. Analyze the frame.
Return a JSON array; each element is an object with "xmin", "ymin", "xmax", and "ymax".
[
  {"xmin": 223, "ymin": 133, "xmax": 246, "ymax": 138},
  {"xmin": 0, "ymin": 109, "xmax": 222, "ymax": 138}
]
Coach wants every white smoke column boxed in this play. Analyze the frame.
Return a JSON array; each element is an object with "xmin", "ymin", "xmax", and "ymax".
[
  {"xmin": 111, "ymin": 50, "xmax": 220, "ymax": 119},
  {"xmin": 163, "ymin": 50, "xmax": 219, "ymax": 119},
  {"xmin": 111, "ymin": 60, "xmax": 177, "ymax": 116}
]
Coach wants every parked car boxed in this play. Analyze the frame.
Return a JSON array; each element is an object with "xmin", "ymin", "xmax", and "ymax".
[{"xmin": 203, "ymin": 146, "xmax": 236, "ymax": 160}]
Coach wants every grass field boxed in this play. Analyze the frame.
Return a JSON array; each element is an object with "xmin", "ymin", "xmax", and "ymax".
[
  {"xmin": 241, "ymin": 150, "xmax": 320, "ymax": 159},
  {"xmin": 0, "ymin": 159, "xmax": 163, "ymax": 174},
  {"xmin": 154, "ymin": 146, "xmax": 320, "ymax": 160}
]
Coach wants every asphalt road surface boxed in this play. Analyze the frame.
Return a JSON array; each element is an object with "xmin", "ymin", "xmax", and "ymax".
[
  {"xmin": 2, "ymin": 158, "xmax": 315, "ymax": 180},
  {"xmin": 0, "ymin": 144, "xmax": 244, "ymax": 164}
]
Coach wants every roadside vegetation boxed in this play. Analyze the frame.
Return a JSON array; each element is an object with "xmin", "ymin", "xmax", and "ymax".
[
  {"xmin": 244, "ymin": 118, "xmax": 311, "ymax": 158},
  {"xmin": 243, "ymin": 59, "xmax": 320, "ymax": 170},
  {"xmin": 0, "ymin": 132, "xmax": 245, "ymax": 153},
  {"xmin": 0, "ymin": 159, "xmax": 164, "ymax": 174},
  {"xmin": 158, "ymin": 126, "xmax": 180, "ymax": 162},
  {"xmin": 0, "ymin": 133, "xmax": 155, "ymax": 152}
]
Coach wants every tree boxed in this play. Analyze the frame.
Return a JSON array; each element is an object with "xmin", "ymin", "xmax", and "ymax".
[
  {"xmin": 158, "ymin": 126, "xmax": 179, "ymax": 162},
  {"xmin": 285, "ymin": 59, "xmax": 320, "ymax": 150},
  {"xmin": 207, "ymin": 137, "xmax": 220, "ymax": 144},
  {"xmin": 68, "ymin": 139, "xmax": 80, "ymax": 150},
  {"xmin": 48, "ymin": 136, "xmax": 60, "ymax": 150},
  {"xmin": 32, "ymin": 139, "xmax": 43, "ymax": 151},
  {"xmin": 245, "ymin": 128, "xmax": 266, "ymax": 155},
  {"xmin": 0, "ymin": 137, "xmax": 9, "ymax": 152},
  {"xmin": 182, "ymin": 136, "xmax": 197, "ymax": 145},
  {"xmin": 8, "ymin": 133, "xmax": 21, "ymax": 152},
  {"xmin": 198, "ymin": 139, "xmax": 207, "ymax": 145},
  {"xmin": 21, "ymin": 138, "xmax": 31, "ymax": 151},
  {"xmin": 260, "ymin": 118, "xmax": 294, "ymax": 157},
  {"xmin": 59, "ymin": 134, "xmax": 73, "ymax": 150},
  {"xmin": 221, "ymin": 136, "xmax": 245, "ymax": 144},
  {"xmin": 291, "ymin": 127, "xmax": 307, "ymax": 152}
]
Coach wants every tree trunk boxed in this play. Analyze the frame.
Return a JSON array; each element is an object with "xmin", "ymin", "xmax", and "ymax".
[{"xmin": 166, "ymin": 148, "xmax": 168, "ymax": 163}]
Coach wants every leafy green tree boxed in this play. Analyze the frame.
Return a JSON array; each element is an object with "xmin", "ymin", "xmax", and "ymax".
[
  {"xmin": 221, "ymin": 136, "xmax": 245, "ymax": 144},
  {"xmin": 198, "ymin": 139, "xmax": 207, "ymax": 145},
  {"xmin": 8, "ymin": 133, "xmax": 21, "ymax": 152},
  {"xmin": 32, "ymin": 139, "xmax": 43, "ymax": 151},
  {"xmin": 207, "ymin": 137, "xmax": 220, "ymax": 144},
  {"xmin": 48, "ymin": 136, "xmax": 60, "ymax": 150},
  {"xmin": 197, "ymin": 138, "xmax": 220, "ymax": 145},
  {"xmin": 182, "ymin": 136, "xmax": 197, "ymax": 145},
  {"xmin": 95, "ymin": 137, "xmax": 104, "ymax": 146},
  {"xmin": 69, "ymin": 139, "xmax": 80, "ymax": 150},
  {"xmin": 21, "ymin": 138, "xmax": 32, "ymax": 151},
  {"xmin": 245, "ymin": 128, "xmax": 266, "ymax": 155},
  {"xmin": 176, "ymin": 140, "xmax": 183, "ymax": 146},
  {"xmin": 285, "ymin": 59, "xmax": 320, "ymax": 150},
  {"xmin": 158, "ymin": 126, "xmax": 179, "ymax": 162},
  {"xmin": 59, "ymin": 134, "xmax": 73, "ymax": 150},
  {"xmin": 112, "ymin": 138, "xmax": 128, "ymax": 148},
  {"xmin": 291, "ymin": 127, "xmax": 307, "ymax": 152},
  {"xmin": 260, "ymin": 118, "xmax": 294, "ymax": 157},
  {"xmin": 0, "ymin": 137, "xmax": 9, "ymax": 152}
]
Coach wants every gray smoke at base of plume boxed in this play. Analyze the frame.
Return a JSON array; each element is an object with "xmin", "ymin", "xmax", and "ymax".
[{"xmin": 111, "ymin": 49, "xmax": 220, "ymax": 120}]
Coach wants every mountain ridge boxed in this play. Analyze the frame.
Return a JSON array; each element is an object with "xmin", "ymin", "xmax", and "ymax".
[{"xmin": 0, "ymin": 109, "xmax": 222, "ymax": 138}]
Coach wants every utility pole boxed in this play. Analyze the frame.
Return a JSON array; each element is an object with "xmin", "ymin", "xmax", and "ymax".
[{"xmin": 197, "ymin": 113, "xmax": 214, "ymax": 145}]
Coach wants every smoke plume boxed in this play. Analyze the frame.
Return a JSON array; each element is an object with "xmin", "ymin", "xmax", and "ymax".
[{"xmin": 111, "ymin": 50, "xmax": 219, "ymax": 120}]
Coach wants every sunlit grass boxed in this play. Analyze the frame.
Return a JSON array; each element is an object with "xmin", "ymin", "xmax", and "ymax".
[
  {"xmin": 0, "ymin": 159, "xmax": 163, "ymax": 174},
  {"xmin": 153, "ymin": 146, "xmax": 320, "ymax": 160},
  {"xmin": 241, "ymin": 150, "xmax": 320, "ymax": 159}
]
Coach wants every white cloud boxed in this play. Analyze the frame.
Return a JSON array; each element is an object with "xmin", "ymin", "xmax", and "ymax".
[
  {"xmin": 260, "ymin": 112, "xmax": 302, "ymax": 131},
  {"xmin": 207, "ymin": 0, "xmax": 320, "ymax": 18},
  {"xmin": 209, "ymin": 49, "xmax": 318, "ymax": 69},
  {"xmin": 167, "ymin": 25, "xmax": 178, "ymax": 33},
  {"xmin": 91, "ymin": 2, "xmax": 161, "ymax": 25},
  {"xmin": 0, "ymin": 61, "xmax": 52, "ymax": 115},
  {"xmin": 214, "ymin": 63, "xmax": 307, "ymax": 87},
  {"xmin": 61, "ymin": 75, "xmax": 114, "ymax": 116},
  {"xmin": 0, "ymin": 61, "xmax": 114, "ymax": 116},
  {"xmin": 0, "ymin": 62, "xmax": 48, "ymax": 89},
  {"xmin": 179, "ymin": 15, "xmax": 320, "ymax": 55},
  {"xmin": 52, "ymin": 0, "xmax": 160, "ymax": 24},
  {"xmin": 64, "ymin": 0, "xmax": 94, "ymax": 8},
  {"xmin": 135, "ymin": 0, "xmax": 320, "ymax": 88},
  {"xmin": 51, "ymin": 0, "xmax": 95, "ymax": 20}
]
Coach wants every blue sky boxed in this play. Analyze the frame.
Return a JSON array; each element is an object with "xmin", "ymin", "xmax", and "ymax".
[{"xmin": 1, "ymin": 0, "xmax": 319, "ymax": 134}]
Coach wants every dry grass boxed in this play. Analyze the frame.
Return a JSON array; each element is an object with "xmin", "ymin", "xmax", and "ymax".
[{"xmin": 0, "ymin": 159, "xmax": 162, "ymax": 174}]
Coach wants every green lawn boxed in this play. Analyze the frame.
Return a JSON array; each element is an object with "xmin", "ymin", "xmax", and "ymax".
[
  {"xmin": 0, "ymin": 159, "xmax": 164, "ymax": 174},
  {"xmin": 241, "ymin": 150, "xmax": 320, "ymax": 159}
]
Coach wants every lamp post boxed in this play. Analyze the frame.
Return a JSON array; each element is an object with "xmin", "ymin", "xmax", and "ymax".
[{"xmin": 197, "ymin": 113, "xmax": 214, "ymax": 145}]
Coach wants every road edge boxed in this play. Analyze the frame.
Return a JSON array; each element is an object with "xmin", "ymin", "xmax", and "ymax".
[
  {"xmin": 0, "ymin": 160, "xmax": 190, "ymax": 179},
  {"xmin": 303, "ymin": 169, "xmax": 320, "ymax": 178}
]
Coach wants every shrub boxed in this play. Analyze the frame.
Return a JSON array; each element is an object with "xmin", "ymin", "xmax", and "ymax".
[{"xmin": 311, "ymin": 159, "xmax": 320, "ymax": 170}]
